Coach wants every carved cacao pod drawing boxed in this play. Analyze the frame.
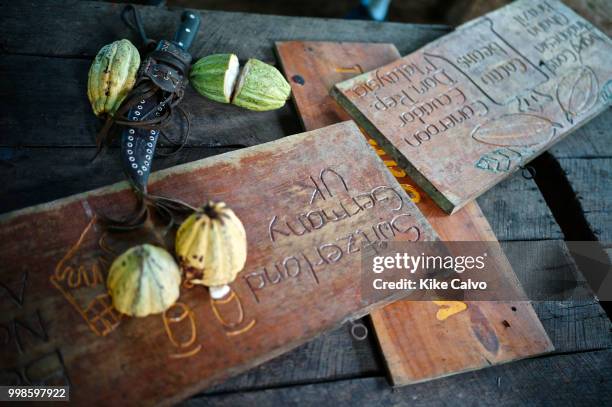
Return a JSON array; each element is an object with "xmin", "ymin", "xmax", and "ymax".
[
  {"xmin": 471, "ymin": 113, "xmax": 559, "ymax": 148},
  {"xmin": 556, "ymin": 66, "xmax": 599, "ymax": 123},
  {"xmin": 87, "ymin": 39, "xmax": 141, "ymax": 117}
]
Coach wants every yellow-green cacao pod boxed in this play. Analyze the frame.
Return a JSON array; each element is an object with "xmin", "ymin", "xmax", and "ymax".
[
  {"xmin": 232, "ymin": 59, "xmax": 291, "ymax": 111},
  {"xmin": 107, "ymin": 244, "xmax": 181, "ymax": 317},
  {"xmin": 87, "ymin": 39, "xmax": 140, "ymax": 117},
  {"xmin": 176, "ymin": 201, "xmax": 247, "ymax": 287},
  {"xmin": 190, "ymin": 53, "xmax": 240, "ymax": 104}
]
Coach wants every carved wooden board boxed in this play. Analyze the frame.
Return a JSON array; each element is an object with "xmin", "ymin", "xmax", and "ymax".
[
  {"xmin": 331, "ymin": 0, "xmax": 612, "ymax": 213},
  {"xmin": 0, "ymin": 121, "xmax": 438, "ymax": 405},
  {"xmin": 276, "ymin": 40, "xmax": 554, "ymax": 386}
]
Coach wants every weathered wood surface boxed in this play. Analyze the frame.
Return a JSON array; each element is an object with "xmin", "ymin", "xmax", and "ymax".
[
  {"xmin": 332, "ymin": 0, "xmax": 612, "ymax": 213},
  {"xmin": 277, "ymin": 40, "xmax": 553, "ymax": 386},
  {"xmin": 0, "ymin": 122, "xmax": 439, "ymax": 405},
  {"xmin": 550, "ymin": 112, "xmax": 612, "ymax": 158},
  {"xmin": 0, "ymin": 1, "xmax": 448, "ymax": 59},
  {"xmin": 556, "ymin": 158, "xmax": 611, "ymax": 241},
  {"xmin": 186, "ymin": 349, "xmax": 612, "ymax": 406},
  {"xmin": 477, "ymin": 172, "xmax": 564, "ymax": 241},
  {"xmin": 1, "ymin": 0, "xmax": 610, "ymax": 405},
  {"xmin": 205, "ymin": 326, "xmax": 381, "ymax": 393},
  {"xmin": 276, "ymin": 42, "xmax": 402, "ymax": 131},
  {"xmin": 0, "ymin": 54, "xmax": 301, "ymax": 148},
  {"xmin": 198, "ymin": 238, "xmax": 611, "ymax": 394},
  {"xmin": 446, "ymin": 0, "xmax": 612, "ymax": 36},
  {"xmin": 0, "ymin": 0, "xmax": 448, "ymax": 215},
  {"xmin": 548, "ymin": 114, "xmax": 611, "ymax": 244},
  {"xmin": 0, "ymin": 147, "xmax": 235, "ymax": 214}
]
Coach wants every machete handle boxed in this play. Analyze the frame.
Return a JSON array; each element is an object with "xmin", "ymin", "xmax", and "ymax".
[{"xmin": 173, "ymin": 10, "xmax": 200, "ymax": 50}]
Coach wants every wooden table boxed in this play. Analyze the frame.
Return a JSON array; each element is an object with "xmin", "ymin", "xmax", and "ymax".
[{"xmin": 1, "ymin": 1, "xmax": 610, "ymax": 405}]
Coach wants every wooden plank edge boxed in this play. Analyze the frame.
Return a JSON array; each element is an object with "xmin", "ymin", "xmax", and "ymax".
[
  {"xmin": 330, "ymin": 86, "xmax": 457, "ymax": 214},
  {"xmin": 0, "ymin": 122, "xmax": 356, "ymax": 222}
]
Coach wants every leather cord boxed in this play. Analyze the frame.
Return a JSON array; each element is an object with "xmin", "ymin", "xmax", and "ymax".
[
  {"xmin": 121, "ymin": 5, "xmax": 156, "ymax": 51},
  {"xmin": 95, "ymin": 5, "xmax": 196, "ymax": 229}
]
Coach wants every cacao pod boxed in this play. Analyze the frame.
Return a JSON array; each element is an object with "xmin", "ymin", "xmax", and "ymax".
[
  {"xmin": 87, "ymin": 39, "xmax": 140, "ymax": 117},
  {"xmin": 232, "ymin": 58, "xmax": 291, "ymax": 111},
  {"xmin": 107, "ymin": 244, "xmax": 181, "ymax": 317},
  {"xmin": 176, "ymin": 201, "xmax": 247, "ymax": 288},
  {"xmin": 190, "ymin": 53, "xmax": 240, "ymax": 103}
]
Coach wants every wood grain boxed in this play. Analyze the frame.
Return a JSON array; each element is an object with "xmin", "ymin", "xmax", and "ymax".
[
  {"xmin": 0, "ymin": 147, "xmax": 238, "ymax": 214},
  {"xmin": 1, "ymin": 2, "xmax": 610, "ymax": 404},
  {"xmin": 550, "ymin": 114, "xmax": 612, "ymax": 158},
  {"xmin": 0, "ymin": 1, "xmax": 448, "ymax": 59},
  {"xmin": 276, "ymin": 40, "xmax": 553, "ymax": 386},
  {"xmin": 476, "ymin": 172, "xmax": 564, "ymax": 241},
  {"xmin": 0, "ymin": 54, "xmax": 301, "ymax": 148},
  {"xmin": 205, "ymin": 326, "xmax": 380, "ymax": 394},
  {"xmin": 331, "ymin": 0, "xmax": 612, "ymax": 213},
  {"xmin": 204, "ymin": 241, "xmax": 611, "ymax": 395},
  {"xmin": 186, "ymin": 349, "xmax": 612, "ymax": 406},
  {"xmin": 557, "ymin": 158, "xmax": 611, "ymax": 241},
  {"xmin": 0, "ymin": 122, "xmax": 438, "ymax": 405}
]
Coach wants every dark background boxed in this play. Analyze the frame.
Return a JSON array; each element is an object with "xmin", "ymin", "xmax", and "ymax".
[{"xmin": 128, "ymin": 0, "xmax": 611, "ymax": 33}]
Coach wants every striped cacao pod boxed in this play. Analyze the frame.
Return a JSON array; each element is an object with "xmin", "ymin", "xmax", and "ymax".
[
  {"xmin": 176, "ymin": 201, "xmax": 247, "ymax": 288},
  {"xmin": 87, "ymin": 39, "xmax": 140, "ymax": 117},
  {"xmin": 189, "ymin": 55, "xmax": 291, "ymax": 111},
  {"xmin": 107, "ymin": 244, "xmax": 181, "ymax": 317},
  {"xmin": 232, "ymin": 58, "xmax": 291, "ymax": 111},
  {"xmin": 190, "ymin": 53, "xmax": 240, "ymax": 104}
]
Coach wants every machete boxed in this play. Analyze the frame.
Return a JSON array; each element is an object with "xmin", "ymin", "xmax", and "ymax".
[{"xmin": 98, "ymin": 7, "xmax": 201, "ymax": 229}]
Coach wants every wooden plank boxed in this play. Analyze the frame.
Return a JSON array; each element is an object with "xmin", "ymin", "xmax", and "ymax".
[
  {"xmin": 189, "ymin": 248, "xmax": 611, "ymax": 396},
  {"xmin": 331, "ymin": 0, "xmax": 612, "ymax": 213},
  {"xmin": 501, "ymin": 240, "xmax": 612, "ymax": 352},
  {"xmin": 0, "ymin": 1, "xmax": 449, "ymax": 59},
  {"xmin": 186, "ymin": 349, "xmax": 612, "ymax": 406},
  {"xmin": 557, "ymin": 158, "xmax": 612, "ymax": 241},
  {"xmin": 276, "ymin": 40, "xmax": 553, "ymax": 387},
  {"xmin": 205, "ymin": 326, "xmax": 380, "ymax": 394},
  {"xmin": 549, "ymin": 112, "xmax": 612, "ymax": 158},
  {"xmin": 195, "ymin": 273, "xmax": 610, "ymax": 396},
  {"xmin": 0, "ymin": 121, "xmax": 438, "ymax": 405},
  {"xmin": 477, "ymin": 173, "xmax": 564, "ymax": 241},
  {"xmin": 276, "ymin": 42, "xmax": 402, "ymax": 130},
  {"xmin": 0, "ymin": 55, "xmax": 301, "ymax": 148},
  {"xmin": 446, "ymin": 0, "xmax": 612, "ymax": 35},
  {"xmin": 533, "ymin": 299, "xmax": 611, "ymax": 353},
  {"xmin": 198, "ymin": 238, "xmax": 611, "ymax": 395},
  {"xmin": 445, "ymin": 0, "xmax": 612, "ymax": 36},
  {"xmin": 0, "ymin": 147, "xmax": 237, "ymax": 214}
]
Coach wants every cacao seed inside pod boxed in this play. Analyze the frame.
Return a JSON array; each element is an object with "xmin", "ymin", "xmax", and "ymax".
[
  {"xmin": 176, "ymin": 201, "xmax": 247, "ymax": 290},
  {"xmin": 87, "ymin": 39, "xmax": 140, "ymax": 117},
  {"xmin": 232, "ymin": 59, "xmax": 291, "ymax": 111},
  {"xmin": 107, "ymin": 244, "xmax": 181, "ymax": 317},
  {"xmin": 190, "ymin": 53, "xmax": 240, "ymax": 104}
]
